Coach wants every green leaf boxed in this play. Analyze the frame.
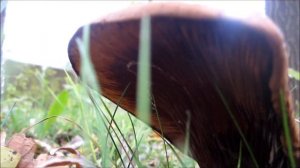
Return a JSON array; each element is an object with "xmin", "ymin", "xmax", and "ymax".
[
  {"xmin": 44, "ymin": 90, "xmax": 69, "ymax": 130},
  {"xmin": 288, "ymin": 68, "xmax": 300, "ymax": 81}
]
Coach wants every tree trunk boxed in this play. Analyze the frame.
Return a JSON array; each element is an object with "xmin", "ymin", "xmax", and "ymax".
[
  {"xmin": 266, "ymin": 0, "xmax": 300, "ymax": 114},
  {"xmin": 1, "ymin": 0, "xmax": 7, "ymax": 96}
]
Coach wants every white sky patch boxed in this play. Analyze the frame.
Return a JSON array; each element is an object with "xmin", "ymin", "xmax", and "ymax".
[{"xmin": 2, "ymin": 1, "xmax": 265, "ymax": 69}]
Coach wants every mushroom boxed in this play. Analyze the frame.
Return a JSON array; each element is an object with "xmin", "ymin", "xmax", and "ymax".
[{"xmin": 68, "ymin": 3, "xmax": 300, "ymax": 167}]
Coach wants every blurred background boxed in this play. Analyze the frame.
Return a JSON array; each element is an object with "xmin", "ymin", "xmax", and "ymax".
[{"xmin": 2, "ymin": 1, "xmax": 265, "ymax": 69}]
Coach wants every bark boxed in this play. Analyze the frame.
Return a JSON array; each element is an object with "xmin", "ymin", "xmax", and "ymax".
[{"xmin": 266, "ymin": 0, "xmax": 300, "ymax": 113}]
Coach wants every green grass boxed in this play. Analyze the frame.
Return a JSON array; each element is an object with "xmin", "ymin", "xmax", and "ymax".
[
  {"xmin": 1, "ymin": 66, "xmax": 192, "ymax": 167},
  {"xmin": 288, "ymin": 68, "xmax": 300, "ymax": 81},
  {"xmin": 280, "ymin": 90, "xmax": 296, "ymax": 168}
]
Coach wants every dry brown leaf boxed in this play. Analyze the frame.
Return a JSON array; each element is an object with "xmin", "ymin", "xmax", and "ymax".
[
  {"xmin": 37, "ymin": 157, "xmax": 83, "ymax": 168},
  {"xmin": 36, "ymin": 153, "xmax": 71, "ymax": 168},
  {"xmin": 63, "ymin": 135, "xmax": 84, "ymax": 149},
  {"xmin": 6, "ymin": 133, "xmax": 37, "ymax": 168},
  {"xmin": 51, "ymin": 147, "xmax": 80, "ymax": 156},
  {"xmin": 36, "ymin": 147, "xmax": 95, "ymax": 168},
  {"xmin": 148, "ymin": 131, "xmax": 162, "ymax": 141},
  {"xmin": 4, "ymin": 133, "xmax": 94, "ymax": 168},
  {"xmin": 35, "ymin": 153, "xmax": 49, "ymax": 165}
]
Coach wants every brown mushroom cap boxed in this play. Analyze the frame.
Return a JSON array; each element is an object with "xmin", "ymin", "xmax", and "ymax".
[{"xmin": 68, "ymin": 2, "xmax": 299, "ymax": 167}]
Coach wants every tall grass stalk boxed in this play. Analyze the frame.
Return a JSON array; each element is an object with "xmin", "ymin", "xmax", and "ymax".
[
  {"xmin": 183, "ymin": 110, "xmax": 191, "ymax": 156},
  {"xmin": 76, "ymin": 25, "xmax": 143, "ymax": 168},
  {"xmin": 98, "ymin": 85, "xmax": 144, "ymax": 167},
  {"xmin": 137, "ymin": 15, "xmax": 151, "ymax": 125},
  {"xmin": 215, "ymin": 85, "xmax": 259, "ymax": 168},
  {"xmin": 88, "ymin": 94, "xmax": 133, "ymax": 167},
  {"xmin": 279, "ymin": 90, "xmax": 296, "ymax": 168},
  {"xmin": 0, "ymin": 102, "xmax": 15, "ymax": 128},
  {"xmin": 76, "ymin": 25, "xmax": 110, "ymax": 167},
  {"xmin": 237, "ymin": 140, "xmax": 243, "ymax": 168},
  {"xmin": 152, "ymin": 96, "xmax": 170, "ymax": 168}
]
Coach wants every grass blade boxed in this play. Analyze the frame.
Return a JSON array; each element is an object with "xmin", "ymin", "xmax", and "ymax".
[
  {"xmin": 183, "ymin": 110, "xmax": 191, "ymax": 156},
  {"xmin": 0, "ymin": 102, "xmax": 16, "ymax": 129},
  {"xmin": 237, "ymin": 140, "xmax": 243, "ymax": 168},
  {"xmin": 152, "ymin": 96, "xmax": 170, "ymax": 168},
  {"xmin": 137, "ymin": 15, "xmax": 151, "ymax": 125},
  {"xmin": 279, "ymin": 90, "xmax": 296, "ymax": 168},
  {"xmin": 215, "ymin": 85, "xmax": 259, "ymax": 168},
  {"xmin": 76, "ymin": 25, "xmax": 110, "ymax": 167}
]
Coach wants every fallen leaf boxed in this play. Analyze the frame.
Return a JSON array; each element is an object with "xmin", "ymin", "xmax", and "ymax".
[
  {"xmin": 63, "ymin": 135, "xmax": 84, "ymax": 149},
  {"xmin": 6, "ymin": 133, "xmax": 37, "ymax": 168},
  {"xmin": 0, "ymin": 146, "xmax": 21, "ymax": 168},
  {"xmin": 36, "ymin": 147, "xmax": 95, "ymax": 168}
]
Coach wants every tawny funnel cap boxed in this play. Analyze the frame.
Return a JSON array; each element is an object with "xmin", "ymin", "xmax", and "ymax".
[{"xmin": 68, "ymin": 3, "xmax": 299, "ymax": 167}]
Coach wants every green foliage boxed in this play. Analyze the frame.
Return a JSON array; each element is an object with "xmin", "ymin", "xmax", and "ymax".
[
  {"xmin": 288, "ymin": 68, "xmax": 300, "ymax": 81},
  {"xmin": 1, "ymin": 62, "xmax": 194, "ymax": 167},
  {"xmin": 288, "ymin": 68, "xmax": 300, "ymax": 117}
]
